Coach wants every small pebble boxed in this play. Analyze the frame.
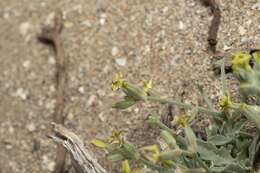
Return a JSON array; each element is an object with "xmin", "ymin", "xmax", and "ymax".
[
  {"xmin": 184, "ymin": 48, "xmax": 192, "ymax": 55},
  {"xmin": 48, "ymin": 56, "xmax": 56, "ymax": 65},
  {"xmin": 115, "ymin": 58, "xmax": 127, "ymax": 66},
  {"xmin": 78, "ymin": 86, "xmax": 85, "ymax": 94},
  {"xmin": 26, "ymin": 123, "xmax": 36, "ymax": 132},
  {"xmin": 15, "ymin": 88, "xmax": 28, "ymax": 100},
  {"xmin": 23, "ymin": 60, "xmax": 31, "ymax": 68},
  {"xmin": 223, "ymin": 44, "xmax": 232, "ymax": 51},
  {"xmin": 45, "ymin": 99, "xmax": 56, "ymax": 110},
  {"xmin": 5, "ymin": 144, "xmax": 13, "ymax": 150},
  {"xmin": 171, "ymin": 54, "xmax": 181, "ymax": 66},
  {"xmin": 49, "ymin": 85, "xmax": 56, "ymax": 92},
  {"xmin": 103, "ymin": 64, "xmax": 110, "ymax": 73},
  {"xmin": 144, "ymin": 45, "xmax": 151, "ymax": 55},
  {"xmin": 3, "ymin": 12, "xmax": 9, "ymax": 19},
  {"xmin": 163, "ymin": 6, "xmax": 169, "ymax": 13},
  {"xmin": 111, "ymin": 46, "xmax": 119, "ymax": 56},
  {"xmin": 98, "ymin": 112, "xmax": 105, "ymax": 122},
  {"xmin": 45, "ymin": 12, "xmax": 55, "ymax": 26},
  {"xmin": 32, "ymin": 139, "xmax": 40, "ymax": 152},
  {"xmin": 87, "ymin": 95, "xmax": 97, "ymax": 107},
  {"xmin": 97, "ymin": 89, "xmax": 105, "ymax": 97},
  {"xmin": 99, "ymin": 18, "xmax": 106, "ymax": 25},
  {"xmin": 79, "ymin": 67, "xmax": 86, "ymax": 77},
  {"xmin": 238, "ymin": 26, "xmax": 246, "ymax": 35},
  {"xmin": 19, "ymin": 22, "xmax": 31, "ymax": 36},
  {"xmin": 99, "ymin": 13, "xmax": 106, "ymax": 25},
  {"xmin": 67, "ymin": 112, "xmax": 75, "ymax": 121},
  {"xmin": 241, "ymin": 37, "xmax": 250, "ymax": 44},
  {"xmin": 8, "ymin": 126, "xmax": 14, "ymax": 134},
  {"xmin": 81, "ymin": 20, "xmax": 92, "ymax": 27},
  {"xmin": 40, "ymin": 2, "xmax": 46, "ymax": 7},
  {"xmin": 179, "ymin": 21, "xmax": 185, "ymax": 30}
]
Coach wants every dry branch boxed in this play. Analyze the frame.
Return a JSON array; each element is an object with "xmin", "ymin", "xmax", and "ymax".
[
  {"xmin": 49, "ymin": 123, "xmax": 108, "ymax": 173},
  {"xmin": 200, "ymin": 0, "xmax": 221, "ymax": 53},
  {"xmin": 38, "ymin": 11, "xmax": 67, "ymax": 173}
]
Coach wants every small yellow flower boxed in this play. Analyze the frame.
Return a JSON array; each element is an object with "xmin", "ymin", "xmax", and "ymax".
[
  {"xmin": 219, "ymin": 93, "xmax": 233, "ymax": 109},
  {"xmin": 173, "ymin": 115, "xmax": 189, "ymax": 128},
  {"xmin": 231, "ymin": 52, "xmax": 251, "ymax": 71},
  {"xmin": 141, "ymin": 80, "xmax": 152, "ymax": 93},
  {"xmin": 112, "ymin": 73, "xmax": 125, "ymax": 91},
  {"xmin": 142, "ymin": 145, "xmax": 160, "ymax": 163},
  {"xmin": 107, "ymin": 130, "xmax": 124, "ymax": 146}
]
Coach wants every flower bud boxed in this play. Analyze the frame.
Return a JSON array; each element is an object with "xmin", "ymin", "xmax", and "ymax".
[
  {"xmin": 158, "ymin": 149, "xmax": 183, "ymax": 160},
  {"xmin": 112, "ymin": 99, "xmax": 136, "ymax": 109},
  {"xmin": 160, "ymin": 130, "xmax": 177, "ymax": 149},
  {"xmin": 122, "ymin": 83, "xmax": 147, "ymax": 101}
]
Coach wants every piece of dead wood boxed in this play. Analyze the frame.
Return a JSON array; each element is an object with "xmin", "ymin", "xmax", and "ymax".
[
  {"xmin": 49, "ymin": 123, "xmax": 108, "ymax": 173},
  {"xmin": 38, "ymin": 11, "xmax": 67, "ymax": 173},
  {"xmin": 200, "ymin": 0, "xmax": 221, "ymax": 53}
]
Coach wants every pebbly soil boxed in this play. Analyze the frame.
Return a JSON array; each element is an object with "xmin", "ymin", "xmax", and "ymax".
[{"xmin": 0, "ymin": 0, "xmax": 260, "ymax": 172}]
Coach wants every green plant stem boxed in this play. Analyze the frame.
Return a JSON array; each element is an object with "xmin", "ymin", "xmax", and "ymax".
[
  {"xmin": 139, "ymin": 157, "xmax": 164, "ymax": 171},
  {"xmin": 147, "ymin": 96, "xmax": 221, "ymax": 118},
  {"xmin": 239, "ymin": 131, "xmax": 254, "ymax": 138},
  {"xmin": 159, "ymin": 149, "xmax": 193, "ymax": 160},
  {"xmin": 197, "ymin": 84, "xmax": 214, "ymax": 111},
  {"xmin": 220, "ymin": 59, "xmax": 227, "ymax": 95}
]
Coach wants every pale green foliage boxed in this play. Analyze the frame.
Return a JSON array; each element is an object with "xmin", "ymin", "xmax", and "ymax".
[{"xmin": 92, "ymin": 52, "xmax": 260, "ymax": 173}]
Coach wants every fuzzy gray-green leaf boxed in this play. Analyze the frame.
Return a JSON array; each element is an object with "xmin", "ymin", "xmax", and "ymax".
[{"xmin": 208, "ymin": 135, "xmax": 232, "ymax": 146}]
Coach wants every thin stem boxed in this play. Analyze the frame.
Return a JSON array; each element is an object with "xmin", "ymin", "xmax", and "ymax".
[
  {"xmin": 147, "ymin": 96, "xmax": 222, "ymax": 118},
  {"xmin": 220, "ymin": 59, "xmax": 227, "ymax": 95},
  {"xmin": 239, "ymin": 131, "xmax": 254, "ymax": 138},
  {"xmin": 197, "ymin": 84, "xmax": 214, "ymax": 111},
  {"xmin": 139, "ymin": 157, "xmax": 164, "ymax": 171}
]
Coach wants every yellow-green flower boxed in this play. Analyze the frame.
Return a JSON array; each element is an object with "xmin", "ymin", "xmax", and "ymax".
[
  {"xmin": 141, "ymin": 80, "xmax": 152, "ymax": 93},
  {"xmin": 231, "ymin": 52, "xmax": 251, "ymax": 71},
  {"xmin": 112, "ymin": 73, "xmax": 125, "ymax": 91},
  {"xmin": 142, "ymin": 145, "xmax": 160, "ymax": 163},
  {"xmin": 219, "ymin": 93, "xmax": 233, "ymax": 109},
  {"xmin": 107, "ymin": 130, "xmax": 124, "ymax": 146},
  {"xmin": 173, "ymin": 115, "xmax": 189, "ymax": 128}
]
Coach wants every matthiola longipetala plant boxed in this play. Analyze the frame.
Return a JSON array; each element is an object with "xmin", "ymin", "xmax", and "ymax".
[{"xmin": 92, "ymin": 51, "xmax": 260, "ymax": 173}]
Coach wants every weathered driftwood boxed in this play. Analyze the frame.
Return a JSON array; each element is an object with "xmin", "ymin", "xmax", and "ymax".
[{"xmin": 49, "ymin": 123, "xmax": 108, "ymax": 173}]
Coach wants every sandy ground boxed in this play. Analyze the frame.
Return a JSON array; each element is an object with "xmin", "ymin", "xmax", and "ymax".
[{"xmin": 0, "ymin": 0, "xmax": 259, "ymax": 172}]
